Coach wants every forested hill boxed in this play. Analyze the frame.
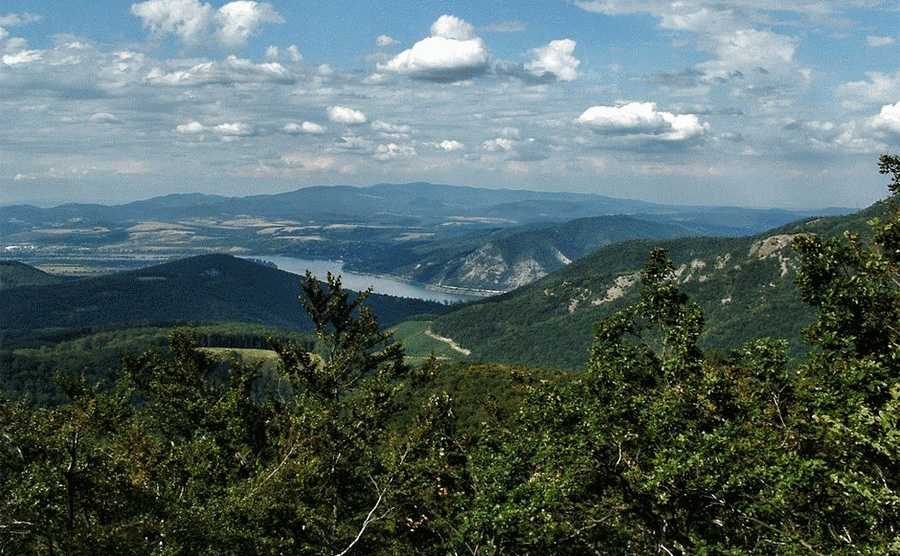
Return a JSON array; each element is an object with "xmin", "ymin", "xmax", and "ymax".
[
  {"xmin": 0, "ymin": 261, "xmax": 67, "ymax": 290},
  {"xmin": 428, "ymin": 200, "xmax": 888, "ymax": 369},
  {"xmin": 0, "ymin": 254, "xmax": 446, "ymax": 333},
  {"xmin": 360, "ymin": 215, "xmax": 699, "ymax": 292}
]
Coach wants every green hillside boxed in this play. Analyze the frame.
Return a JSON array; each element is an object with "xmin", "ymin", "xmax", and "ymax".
[
  {"xmin": 0, "ymin": 260, "xmax": 67, "ymax": 290},
  {"xmin": 0, "ymin": 322, "xmax": 313, "ymax": 403},
  {"xmin": 0, "ymin": 254, "xmax": 446, "ymax": 335},
  {"xmin": 362, "ymin": 215, "xmax": 696, "ymax": 292},
  {"xmin": 428, "ymin": 201, "xmax": 887, "ymax": 369}
]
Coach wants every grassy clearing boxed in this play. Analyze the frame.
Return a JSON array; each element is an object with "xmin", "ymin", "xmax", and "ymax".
[
  {"xmin": 390, "ymin": 320, "xmax": 466, "ymax": 362},
  {"xmin": 199, "ymin": 347, "xmax": 281, "ymax": 369}
]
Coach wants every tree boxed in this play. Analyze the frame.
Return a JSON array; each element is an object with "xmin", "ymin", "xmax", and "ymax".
[
  {"xmin": 788, "ymin": 153, "xmax": 900, "ymax": 552},
  {"xmin": 222, "ymin": 272, "xmax": 459, "ymax": 554},
  {"xmin": 453, "ymin": 154, "xmax": 900, "ymax": 553},
  {"xmin": 0, "ymin": 273, "xmax": 461, "ymax": 554},
  {"xmin": 2, "ymin": 157, "xmax": 898, "ymax": 554}
]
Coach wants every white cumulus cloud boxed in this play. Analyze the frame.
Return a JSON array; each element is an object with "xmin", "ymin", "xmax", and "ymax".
[
  {"xmin": 2, "ymin": 49, "xmax": 42, "ymax": 65},
  {"xmin": 374, "ymin": 143, "xmax": 416, "ymax": 161},
  {"xmin": 327, "ymin": 105, "xmax": 367, "ymax": 125},
  {"xmin": 577, "ymin": 102, "xmax": 708, "ymax": 141},
  {"xmin": 525, "ymin": 39, "xmax": 580, "ymax": 82},
  {"xmin": 283, "ymin": 121, "xmax": 326, "ymax": 135},
  {"xmin": 175, "ymin": 120, "xmax": 206, "ymax": 135},
  {"xmin": 175, "ymin": 120, "xmax": 255, "ymax": 139},
  {"xmin": 871, "ymin": 102, "xmax": 900, "ymax": 136},
  {"xmin": 88, "ymin": 112, "xmax": 122, "ymax": 124},
  {"xmin": 144, "ymin": 55, "xmax": 292, "ymax": 86},
  {"xmin": 431, "ymin": 14, "xmax": 475, "ymax": 40},
  {"xmin": 131, "ymin": 0, "xmax": 213, "ymax": 45},
  {"xmin": 375, "ymin": 35, "xmax": 396, "ymax": 47},
  {"xmin": 837, "ymin": 70, "xmax": 900, "ymax": 109},
  {"xmin": 698, "ymin": 29, "xmax": 798, "ymax": 81},
  {"xmin": 481, "ymin": 137, "xmax": 516, "ymax": 152},
  {"xmin": 435, "ymin": 140, "xmax": 464, "ymax": 152},
  {"xmin": 215, "ymin": 1, "xmax": 283, "ymax": 48},
  {"xmin": 867, "ymin": 35, "xmax": 895, "ymax": 47},
  {"xmin": 131, "ymin": 0, "xmax": 281, "ymax": 47},
  {"xmin": 286, "ymin": 45, "xmax": 302, "ymax": 62},
  {"xmin": 379, "ymin": 14, "xmax": 489, "ymax": 82}
]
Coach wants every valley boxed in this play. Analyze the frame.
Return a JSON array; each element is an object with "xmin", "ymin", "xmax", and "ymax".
[
  {"xmin": 1, "ymin": 181, "xmax": 868, "ymax": 383},
  {"xmin": 427, "ymin": 202, "xmax": 886, "ymax": 368},
  {"xmin": 0, "ymin": 188, "xmax": 879, "ymax": 384},
  {"xmin": 1, "ymin": 182, "xmax": 849, "ymax": 295},
  {"xmin": 3, "ymin": 3, "xmax": 897, "ymax": 550}
]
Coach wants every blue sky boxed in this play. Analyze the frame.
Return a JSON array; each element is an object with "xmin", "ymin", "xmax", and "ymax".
[{"xmin": 1, "ymin": 1, "xmax": 899, "ymax": 208}]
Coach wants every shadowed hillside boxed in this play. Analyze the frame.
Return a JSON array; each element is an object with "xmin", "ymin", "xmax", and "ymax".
[
  {"xmin": 0, "ymin": 261, "xmax": 68, "ymax": 290},
  {"xmin": 0, "ymin": 254, "xmax": 446, "ymax": 333}
]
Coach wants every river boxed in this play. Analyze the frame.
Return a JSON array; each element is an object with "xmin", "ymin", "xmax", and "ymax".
[{"xmin": 246, "ymin": 255, "xmax": 480, "ymax": 304}]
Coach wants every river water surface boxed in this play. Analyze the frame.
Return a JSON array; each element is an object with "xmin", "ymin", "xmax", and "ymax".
[{"xmin": 247, "ymin": 255, "xmax": 479, "ymax": 304}]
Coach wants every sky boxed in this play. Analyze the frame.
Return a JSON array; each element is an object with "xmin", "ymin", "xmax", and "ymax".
[{"xmin": 0, "ymin": 1, "xmax": 899, "ymax": 208}]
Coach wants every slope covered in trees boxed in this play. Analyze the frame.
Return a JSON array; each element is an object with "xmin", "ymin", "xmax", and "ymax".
[
  {"xmin": 359, "ymin": 215, "xmax": 696, "ymax": 292},
  {"xmin": 427, "ymin": 200, "xmax": 889, "ymax": 368},
  {"xmin": 0, "ymin": 261, "xmax": 67, "ymax": 290},
  {"xmin": 0, "ymin": 323, "xmax": 314, "ymax": 404},
  {"xmin": 0, "ymin": 254, "xmax": 446, "ymax": 333},
  {"xmin": 1, "ymin": 156, "xmax": 897, "ymax": 554}
]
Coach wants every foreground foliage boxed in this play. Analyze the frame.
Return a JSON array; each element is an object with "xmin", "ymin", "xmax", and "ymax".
[{"xmin": 2, "ymin": 157, "xmax": 899, "ymax": 554}]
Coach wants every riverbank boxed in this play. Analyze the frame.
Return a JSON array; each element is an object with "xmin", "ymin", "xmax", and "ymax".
[{"xmin": 246, "ymin": 255, "xmax": 489, "ymax": 304}]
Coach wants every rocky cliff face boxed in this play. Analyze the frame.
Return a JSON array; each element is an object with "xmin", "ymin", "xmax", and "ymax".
[{"xmin": 428, "ymin": 242, "xmax": 552, "ymax": 292}]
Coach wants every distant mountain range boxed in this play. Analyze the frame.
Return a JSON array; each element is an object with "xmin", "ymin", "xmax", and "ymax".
[
  {"xmin": 1, "ymin": 182, "xmax": 852, "ymax": 293},
  {"xmin": 0, "ymin": 255, "xmax": 446, "ymax": 335},
  {"xmin": 1, "ymin": 182, "xmax": 849, "ymax": 233},
  {"xmin": 1, "ymin": 199, "xmax": 885, "ymax": 371}
]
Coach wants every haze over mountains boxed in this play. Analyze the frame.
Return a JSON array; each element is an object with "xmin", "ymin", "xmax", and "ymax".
[
  {"xmin": 1, "ymin": 197, "xmax": 883, "ymax": 371},
  {"xmin": 0, "ymin": 178, "xmax": 879, "ymax": 374},
  {"xmin": 2, "ymin": 182, "xmax": 849, "ymax": 225},
  {"xmin": 1, "ymin": 182, "xmax": 849, "ymax": 292}
]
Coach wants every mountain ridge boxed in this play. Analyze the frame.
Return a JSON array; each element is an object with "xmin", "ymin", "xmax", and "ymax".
[
  {"xmin": 425, "ymin": 201, "xmax": 887, "ymax": 368},
  {"xmin": 1, "ymin": 181, "xmax": 852, "ymax": 217}
]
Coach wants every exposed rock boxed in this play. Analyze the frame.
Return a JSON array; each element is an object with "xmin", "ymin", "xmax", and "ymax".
[
  {"xmin": 455, "ymin": 244, "xmax": 547, "ymax": 291},
  {"xmin": 568, "ymin": 286, "xmax": 592, "ymax": 313},
  {"xmin": 715, "ymin": 253, "xmax": 732, "ymax": 270},
  {"xmin": 749, "ymin": 233, "xmax": 810, "ymax": 259},
  {"xmin": 779, "ymin": 256, "xmax": 791, "ymax": 277},
  {"xmin": 460, "ymin": 243, "xmax": 507, "ymax": 284},
  {"xmin": 507, "ymin": 258, "xmax": 547, "ymax": 289},
  {"xmin": 554, "ymin": 248, "xmax": 573, "ymax": 265},
  {"xmin": 592, "ymin": 273, "xmax": 639, "ymax": 306}
]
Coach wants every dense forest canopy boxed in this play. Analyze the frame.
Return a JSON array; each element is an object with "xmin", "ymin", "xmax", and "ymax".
[{"xmin": 1, "ymin": 156, "xmax": 898, "ymax": 554}]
